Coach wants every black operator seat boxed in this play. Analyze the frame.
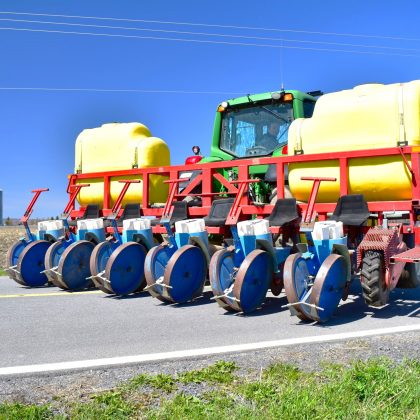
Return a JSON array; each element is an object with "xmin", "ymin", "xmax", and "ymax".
[
  {"xmin": 264, "ymin": 198, "xmax": 300, "ymax": 227},
  {"xmin": 68, "ymin": 204, "xmax": 100, "ymax": 227},
  {"xmin": 329, "ymin": 194, "xmax": 370, "ymax": 226},
  {"xmin": 203, "ymin": 198, "xmax": 235, "ymax": 227},
  {"xmin": 116, "ymin": 203, "xmax": 141, "ymax": 226},
  {"xmin": 151, "ymin": 201, "xmax": 188, "ymax": 226}
]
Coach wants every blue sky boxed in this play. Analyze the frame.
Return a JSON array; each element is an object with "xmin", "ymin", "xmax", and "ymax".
[{"xmin": 1, "ymin": 0, "xmax": 419, "ymax": 218}]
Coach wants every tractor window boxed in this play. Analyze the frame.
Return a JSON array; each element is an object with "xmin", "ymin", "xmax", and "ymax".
[
  {"xmin": 303, "ymin": 99, "xmax": 316, "ymax": 117},
  {"xmin": 220, "ymin": 102, "xmax": 293, "ymax": 158}
]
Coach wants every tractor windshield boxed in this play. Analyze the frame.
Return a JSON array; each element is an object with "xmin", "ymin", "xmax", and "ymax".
[{"xmin": 220, "ymin": 102, "xmax": 293, "ymax": 158}]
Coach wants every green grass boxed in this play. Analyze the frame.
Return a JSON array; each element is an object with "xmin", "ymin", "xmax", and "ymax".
[
  {"xmin": 0, "ymin": 268, "xmax": 8, "ymax": 276},
  {"xmin": 0, "ymin": 358, "xmax": 419, "ymax": 419}
]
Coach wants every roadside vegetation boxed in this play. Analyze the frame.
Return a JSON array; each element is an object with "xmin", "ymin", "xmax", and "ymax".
[{"xmin": 0, "ymin": 358, "xmax": 419, "ymax": 419}]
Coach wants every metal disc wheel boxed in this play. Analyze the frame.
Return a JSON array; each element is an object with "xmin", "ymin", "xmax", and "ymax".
[
  {"xmin": 283, "ymin": 253, "xmax": 312, "ymax": 321},
  {"xmin": 6, "ymin": 240, "xmax": 27, "ymax": 284},
  {"xmin": 89, "ymin": 241, "xmax": 115, "ymax": 293},
  {"xmin": 209, "ymin": 248, "xmax": 236, "ymax": 311},
  {"xmin": 44, "ymin": 241, "xmax": 69, "ymax": 288},
  {"xmin": 232, "ymin": 249, "xmax": 273, "ymax": 313},
  {"xmin": 360, "ymin": 250, "xmax": 389, "ymax": 307},
  {"xmin": 163, "ymin": 245, "xmax": 207, "ymax": 303},
  {"xmin": 309, "ymin": 254, "xmax": 347, "ymax": 322},
  {"xmin": 16, "ymin": 240, "xmax": 50, "ymax": 287},
  {"xmin": 144, "ymin": 244, "xmax": 175, "ymax": 302},
  {"xmin": 57, "ymin": 240, "xmax": 95, "ymax": 290},
  {"xmin": 105, "ymin": 242, "xmax": 147, "ymax": 295}
]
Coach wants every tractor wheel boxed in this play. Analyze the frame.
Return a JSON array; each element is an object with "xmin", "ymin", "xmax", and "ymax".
[{"xmin": 360, "ymin": 251, "xmax": 389, "ymax": 307}]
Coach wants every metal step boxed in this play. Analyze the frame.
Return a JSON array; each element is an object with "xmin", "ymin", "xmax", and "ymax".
[{"xmin": 390, "ymin": 247, "xmax": 420, "ymax": 263}]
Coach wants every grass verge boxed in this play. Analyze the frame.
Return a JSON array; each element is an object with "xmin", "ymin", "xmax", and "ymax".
[
  {"xmin": 0, "ymin": 268, "xmax": 7, "ymax": 276},
  {"xmin": 0, "ymin": 358, "xmax": 419, "ymax": 419}
]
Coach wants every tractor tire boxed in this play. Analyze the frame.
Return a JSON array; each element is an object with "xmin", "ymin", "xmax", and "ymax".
[
  {"xmin": 396, "ymin": 262, "xmax": 420, "ymax": 289},
  {"xmin": 360, "ymin": 250, "xmax": 389, "ymax": 307}
]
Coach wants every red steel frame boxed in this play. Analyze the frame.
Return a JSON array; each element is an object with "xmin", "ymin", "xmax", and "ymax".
[{"xmin": 66, "ymin": 146, "xmax": 420, "ymax": 241}]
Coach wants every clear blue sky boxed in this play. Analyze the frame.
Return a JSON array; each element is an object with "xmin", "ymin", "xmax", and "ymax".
[{"xmin": 1, "ymin": 0, "xmax": 419, "ymax": 218}]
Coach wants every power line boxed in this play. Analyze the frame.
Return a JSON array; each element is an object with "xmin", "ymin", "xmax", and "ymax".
[
  {"xmin": 1, "ymin": 27, "xmax": 419, "ymax": 58},
  {"xmin": 0, "ymin": 10, "xmax": 418, "ymax": 42},
  {"xmin": 1, "ymin": 17, "xmax": 419, "ymax": 53}
]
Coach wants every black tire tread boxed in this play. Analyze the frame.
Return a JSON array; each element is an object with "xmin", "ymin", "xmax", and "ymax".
[{"xmin": 360, "ymin": 251, "xmax": 389, "ymax": 307}]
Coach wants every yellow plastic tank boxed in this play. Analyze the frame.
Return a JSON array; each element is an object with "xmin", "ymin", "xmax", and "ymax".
[
  {"xmin": 74, "ymin": 123, "xmax": 170, "ymax": 207},
  {"xmin": 287, "ymin": 81, "xmax": 420, "ymax": 202}
]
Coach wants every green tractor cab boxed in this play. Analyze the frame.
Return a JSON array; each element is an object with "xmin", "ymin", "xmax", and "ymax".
[{"xmin": 183, "ymin": 89, "xmax": 318, "ymax": 204}]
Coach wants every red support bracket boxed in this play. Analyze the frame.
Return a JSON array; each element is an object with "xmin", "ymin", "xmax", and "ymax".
[
  {"xmin": 162, "ymin": 178, "xmax": 190, "ymax": 218},
  {"xmin": 213, "ymin": 172, "xmax": 239, "ymax": 193},
  {"xmin": 63, "ymin": 184, "xmax": 90, "ymax": 216},
  {"xmin": 21, "ymin": 188, "xmax": 49, "ymax": 223},
  {"xmin": 225, "ymin": 179, "xmax": 260, "ymax": 226},
  {"xmin": 300, "ymin": 177, "xmax": 336, "ymax": 225},
  {"xmin": 178, "ymin": 172, "xmax": 203, "ymax": 197},
  {"xmin": 110, "ymin": 180, "xmax": 141, "ymax": 216},
  {"xmin": 399, "ymin": 147, "xmax": 416, "ymax": 185}
]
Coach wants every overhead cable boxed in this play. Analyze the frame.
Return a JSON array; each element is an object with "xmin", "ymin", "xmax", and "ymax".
[
  {"xmin": 0, "ymin": 17, "xmax": 418, "ymax": 52},
  {"xmin": 0, "ymin": 10, "xmax": 418, "ymax": 42},
  {"xmin": 0, "ymin": 27, "xmax": 419, "ymax": 58}
]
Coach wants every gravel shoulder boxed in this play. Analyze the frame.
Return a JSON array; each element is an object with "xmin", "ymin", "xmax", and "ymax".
[{"xmin": 0, "ymin": 331, "xmax": 418, "ymax": 405}]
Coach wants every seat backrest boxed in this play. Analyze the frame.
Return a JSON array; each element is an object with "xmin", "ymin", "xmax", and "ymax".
[
  {"xmin": 333, "ymin": 194, "xmax": 369, "ymax": 216},
  {"xmin": 119, "ymin": 203, "xmax": 141, "ymax": 221},
  {"xmin": 266, "ymin": 198, "xmax": 299, "ymax": 226},
  {"xmin": 170, "ymin": 201, "xmax": 188, "ymax": 221},
  {"xmin": 208, "ymin": 198, "xmax": 235, "ymax": 219},
  {"xmin": 82, "ymin": 204, "xmax": 100, "ymax": 219}
]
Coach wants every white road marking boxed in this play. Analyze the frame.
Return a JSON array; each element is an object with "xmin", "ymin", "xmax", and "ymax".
[{"xmin": 1, "ymin": 323, "xmax": 419, "ymax": 376}]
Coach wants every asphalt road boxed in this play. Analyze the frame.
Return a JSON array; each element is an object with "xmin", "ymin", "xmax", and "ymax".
[{"xmin": 0, "ymin": 276, "xmax": 419, "ymax": 371}]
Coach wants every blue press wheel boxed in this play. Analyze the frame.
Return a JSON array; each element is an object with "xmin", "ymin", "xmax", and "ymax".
[
  {"xmin": 89, "ymin": 241, "xmax": 115, "ymax": 293},
  {"xmin": 309, "ymin": 254, "xmax": 347, "ymax": 323},
  {"xmin": 16, "ymin": 240, "xmax": 50, "ymax": 287},
  {"xmin": 283, "ymin": 253, "xmax": 312, "ymax": 321},
  {"xmin": 209, "ymin": 248, "xmax": 236, "ymax": 311},
  {"xmin": 105, "ymin": 242, "xmax": 147, "ymax": 295},
  {"xmin": 6, "ymin": 240, "xmax": 27, "ymax": 284},
  {"xmin": 163, "ymin": 245, "xmax": 207, "ymax": 303},
  {"xmin": 44, "ymin": 241, "xmax": 69, "ymax": 288},
  {"xmin": 232, "ymin": 249, "xmax": 273, "ymax": 313},
  {"xmin": 144, "ymin": 244, "xmax": 175, "ymax": 302},
  {"xmin": 57, "ymin": 240, "xmax": 95, "ymax": 290}
]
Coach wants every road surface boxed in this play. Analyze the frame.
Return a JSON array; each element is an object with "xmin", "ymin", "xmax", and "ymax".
[{"xmin": 0, "ymin": 276, "xmax": 419, "ymax": 374}]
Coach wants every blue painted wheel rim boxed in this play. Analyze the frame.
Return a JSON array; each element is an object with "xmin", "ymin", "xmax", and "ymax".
[
  {"xmin": 310, "ymin": 254, "xmax": 347, "ymax": 322},
  {"xmin": 233, "ymin": 249, "xmax": 273, "ymax": 313},
  {"xmin": 44, "ymin": 240, "xmax": 69, "ymax": 287},
  {"xmin": 209, "ymin": 248, "xmax": 236, "ymax": 310},
  {"xmin": 17, "ymin": 240, "xmax": 50, "ymax": 287},
  {"xmin": 6, "ymin": 240, "xmax": 28, "ymax": 283},
  {"xmin": 283, "ymin": 252, "xmax": 314, "ymax": 321},
  {"xmin": 164, "ymin": 245, "xmax": 206, "ymax": 303},
  {"xmin": 144, "ymin": 245, "xmax": 175, "ymax": 300},
  {"xmin": 106, "ymin": 242, "xmax": 147, "ymax": 295},
  {"xmin": 58, "ymin": 241, "xmax": 95, "ymax": 290},
  {"xmin": 91, "ymin": 241, "xmax": 115, "ymax": 276}
]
